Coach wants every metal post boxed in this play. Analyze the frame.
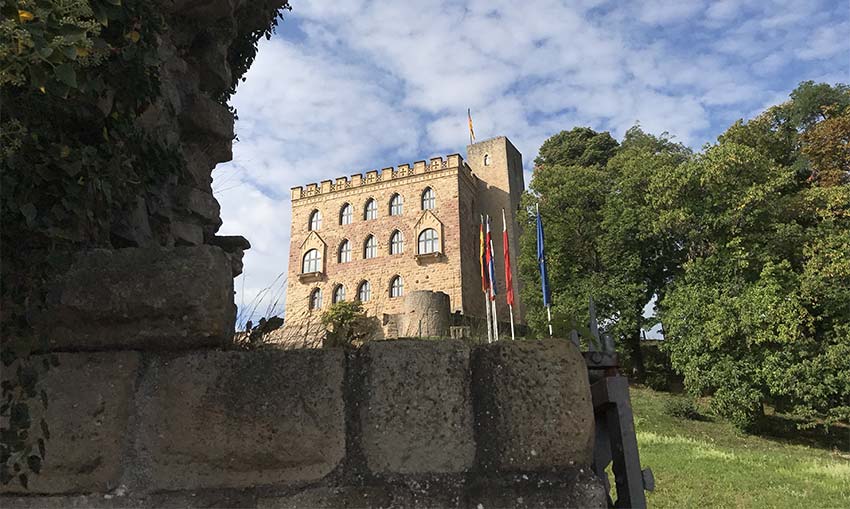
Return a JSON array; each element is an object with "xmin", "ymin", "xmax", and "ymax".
[{"xmin": 490, "ymin": 299, "xmax": 499, "ymax": 341}]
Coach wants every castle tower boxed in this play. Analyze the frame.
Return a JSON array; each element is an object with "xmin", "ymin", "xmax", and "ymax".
[{"xmin": 463, "ymin": 137, "xmax": 526, "ymax": 324}]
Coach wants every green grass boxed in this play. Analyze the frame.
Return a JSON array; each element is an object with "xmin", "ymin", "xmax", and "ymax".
[{"xmin": 619, "ymin": 386, "xmax": 850, "ymax": 508}]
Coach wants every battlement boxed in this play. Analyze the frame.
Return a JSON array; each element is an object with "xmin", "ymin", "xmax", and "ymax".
[{"xmin": 291, "ymin": 153, "xmax": 466, "ymax": 201}]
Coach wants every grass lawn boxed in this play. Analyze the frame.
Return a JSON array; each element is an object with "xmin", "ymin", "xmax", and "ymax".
[{"xmin": 620, "ymin": 386, "xmax": 850, "ymax": 508}]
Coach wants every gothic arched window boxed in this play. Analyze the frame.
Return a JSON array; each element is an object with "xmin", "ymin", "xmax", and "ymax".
[
  {"xmin": 309, "ymin": 288, "xmax": 322, "ymax": 310},
  {"xmin": 364, "ymin": 235, "xmax": 377, "ymax": 259},
  {"xmin": 421, "ymin": 187, "xmax": 435, "ymax": 210},
  {"xmin": 364, "ymin": 199, "xmax": 377, "ymax": 220},
  {"xmin": 418, "ymin": 228, "xmax": 438, "ymax": 254},
  {"xmin": 338, "ymin": 239, "xmax": 351, "ymax": 263},
  {"xmin": 390, "ymin": 193, "xmax": 404, "ymax": 216},
  {"xmin": 389, "ymin": 276, "xmax": 404, "ymax": 298},
  {"xmin": 302, "ymin": 249, "xmax": 321, "ymax": 273},
  {"xmin": 357, "ymin": 281, "xmax": 371, "ymax": 302},
  {"xmin": 340, "ymin": 203, "xmax": 352, "ymax": 225},
  {"xmin": 308, "ymin": 209, "xmax": 322, "ymax": 231},
  {"xmin": 389, "ymin": 230, "xmax": 404, "ymax": 255},
  {"xmin": 332, "ymin": 284, "xmax": 345, "ymax": 303}
]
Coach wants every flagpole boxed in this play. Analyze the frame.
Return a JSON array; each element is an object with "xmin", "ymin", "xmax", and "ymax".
[
  {"xmin": 501, "ymin": 208, "xmax": 516, "ymax": 341},
  {"xmin": 487, "ymin": 214, "xmax": 499, "ymax": 340},
  {"xmin": 480, "ymin": 214, "xmax": 492, "ymax": 344},
  {"xmin": 492, "ymin": 298, "xmax": 499, "ymax": 340},
  {"xmin": 537, "ymin": 203, "xmax": 553, "ymax": 337},
  {"xmin": 484, "ymin": 291, "xmax": 492, "ymax": 343}
]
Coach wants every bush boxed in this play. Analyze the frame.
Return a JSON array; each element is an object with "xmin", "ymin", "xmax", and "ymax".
[
  {"xmin": 663, "ymin": 398, "xmax": 701, "ymax": 420},
  {"xmin": 321, "ymin": 301, "xmax": 372, "ymax": 349}
]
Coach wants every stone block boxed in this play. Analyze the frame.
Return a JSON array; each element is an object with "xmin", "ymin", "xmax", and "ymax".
[
  {"xmin": 258, "ymin": 481, "xmax": 465, "ymax": 509},
  {"xmin": 257, "ymin": 487, "xmax": 394, "ymax": 509},
  {"xmin": 472, "ymin": 339, "xmax": 594, "ymax": 472},
  {"xmin": 467, "ymin": 470, "xmax": 607, "ymax": 509},
  {"xmin": 0, "ymin": 352, "xmax": 140, "ymax": 494},
  {"xmin": 181, "ymin": 96, "xmax": 234, "ymax": 163},
  {"xmin": 175, "ymin": 185, "xmax": 222, "ymax": 225},
  {"xmin": 38, "ymin": 245, "xmax": 235, "ymax": 351},
  {"xmin": 171, "ymin": 220, "xmax": 205, "ymax": 245},
  {"xmin": 134, "ymin": 349, "xmax": 345, "ymax": 491},
  {"xmin": 358, "ymin": 340, "xmax": 475, "ymax": 474}
]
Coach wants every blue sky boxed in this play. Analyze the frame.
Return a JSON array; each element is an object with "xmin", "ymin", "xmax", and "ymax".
[{"xmin": 213, "ymin": 0, "xmax": 849, "ymax": 324}]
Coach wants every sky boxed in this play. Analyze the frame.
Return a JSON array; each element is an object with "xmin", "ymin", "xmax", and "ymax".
[{"xmin": 213, "ymin": 0, "xmax": 850, "ymax": 325}]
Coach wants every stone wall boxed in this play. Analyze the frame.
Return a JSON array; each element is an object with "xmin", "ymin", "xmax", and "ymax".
[{"xmin": 1, "ymin": 336, "xmax": 603, "ymax": 508}]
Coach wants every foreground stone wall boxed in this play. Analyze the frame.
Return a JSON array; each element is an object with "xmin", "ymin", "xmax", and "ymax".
[{"xmin": 1, "ymin": 339, "xmax": 602, "ymax": 508}]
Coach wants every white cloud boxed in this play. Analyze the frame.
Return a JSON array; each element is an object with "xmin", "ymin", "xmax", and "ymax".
[{"xmin": 216, "ymin": 0, "xmax": 850, "ymax": 321}]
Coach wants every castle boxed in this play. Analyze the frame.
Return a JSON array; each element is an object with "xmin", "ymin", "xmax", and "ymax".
[{"xmin": 282, "ymin": 136, "xmax": 526, "ymax": 342}]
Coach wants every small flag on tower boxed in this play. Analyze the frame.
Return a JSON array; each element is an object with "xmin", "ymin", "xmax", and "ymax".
[{"xmin": 468, "ymin": 108, "xmax": 475, "ymax": 144}]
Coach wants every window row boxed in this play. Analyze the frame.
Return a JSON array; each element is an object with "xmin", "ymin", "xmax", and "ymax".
[
  {"xmin": 301, "ymin": 228, "xmax": 440, "ymax": 273},
  {"xmin": 308, "ymin": 276, "xmax": 404, "ymax": 310},
  {"xmin": 307, "ymin": 187, "xmax": 436, "ymax": 231}
]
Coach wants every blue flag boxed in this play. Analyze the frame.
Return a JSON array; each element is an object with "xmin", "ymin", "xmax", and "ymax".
[{"xmin": 536, "ymin": 205, "xmax": 551, "ymax": 307}]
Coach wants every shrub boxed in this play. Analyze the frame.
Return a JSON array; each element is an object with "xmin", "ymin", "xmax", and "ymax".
[
  {"xmin": 663, "ymin": 398, "xmax": 701, "ymax": 420},
  {"xmin": 321, "ymin": 301, "xmax": 372, "ymax": 349}
]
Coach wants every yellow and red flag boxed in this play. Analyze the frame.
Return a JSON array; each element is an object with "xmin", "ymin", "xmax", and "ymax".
[{"xmin": 468, "ymin": 108, "xmax": 475, "ymax": 143}]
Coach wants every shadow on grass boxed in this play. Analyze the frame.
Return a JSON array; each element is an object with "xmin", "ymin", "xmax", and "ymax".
[{"xmin": 756, "ymin": 413, "xmax": 850, "ymax": 453}]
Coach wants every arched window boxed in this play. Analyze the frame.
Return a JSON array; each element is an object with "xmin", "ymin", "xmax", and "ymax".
[
  {"xmin": 308, "ymin": 209, "xmax": 322, "ymax": 231},
  {"xmin": 364, "ymin": 198, "xmax": 377, "ymax": 220},
  {"xmin": 421, "ymin": 187, "xmax": 435, "ymax": 210},
  {"xmin": 418, "ymin": 228, "xmax": 438, "ymax": 254},
  {"xmin": 390, "ymin": 193, "xmax": 404, "ymax": 216},
  {"xmin": 389, "ymin": 276, "xmax": 404, "ymax": 298},
  {"xmin": 389, "ymin": 230, "xmax": 404, "ymax": 255},
  {"xmin": 483, "ymin": 154, "xmax": 490, "ymax": 166},
  {"xmin": 340, "ymin": 203, "xmax": 352, "ymax": 225},
  {"xmin": 357, "ymin": 281, "xmax": 371, "ymax": 302},
  {"xmin": 364, "ymin": 235, "xmax": 377, "ymax": 259},
  {"xmin": 332, "ymin": 284, "xmax": 345, "ymax": 303},
  {"xmin": 302, "ymin": 249, "xmax": 321, "ymax": 273},
  {"xmin": 338, "ymin": 239, "xmax": 351, "ymax": 263},
  {"xmin": 309, "ymin": 288, "xmax": 322, "ymax": 310}
]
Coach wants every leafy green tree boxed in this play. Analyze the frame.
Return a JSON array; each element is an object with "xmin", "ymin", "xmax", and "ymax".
[
  {"xmin": 519, "ymin": 127, "xmax": 689, "ymax": 376},
  {"xmin": 321, "ymin": 301, "xmax": 372, "ymax": 348},
  {"xmin": 658, "ymin": 82, "xmax": 850, "ymax": 430},
  {"xmin": 519, "ymin": 127, "xmax": 617, "ymax": 343}
]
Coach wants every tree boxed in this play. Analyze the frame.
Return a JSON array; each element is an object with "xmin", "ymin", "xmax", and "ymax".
[
  {"xmin": 658, "ymin": 82, "xmax": 850, "ymax": 430},
  {"xmin": 519, "ymin": 127, "xmax": 689, "ymax": 377},
  {"xmin": 321, "ymin": 301, "xmax": 373, "ymax": 348},
  {"xmin": 519, "ymin": 127, "xmax": 618, "ymax": 343}
]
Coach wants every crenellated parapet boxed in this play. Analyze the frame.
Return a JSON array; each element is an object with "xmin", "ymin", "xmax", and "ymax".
[{"xmin": 291, "ymin": 154, "xmax": 468, "ymax": 201}]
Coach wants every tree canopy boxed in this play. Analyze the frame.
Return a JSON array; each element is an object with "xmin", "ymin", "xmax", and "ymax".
[{"xmin": 520, "ymin": 81, "xmax": 849, "ymax": 430}]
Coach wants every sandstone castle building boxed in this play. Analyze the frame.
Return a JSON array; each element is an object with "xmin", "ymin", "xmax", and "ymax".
[{"xmin": 283, "ymin": 136, "xmax": 525, "ymax": 342}]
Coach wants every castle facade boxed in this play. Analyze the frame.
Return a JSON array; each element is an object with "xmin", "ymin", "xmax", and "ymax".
[{"xmin": 283, "ymin": 136, "xmax": 525, "ymax": 340}]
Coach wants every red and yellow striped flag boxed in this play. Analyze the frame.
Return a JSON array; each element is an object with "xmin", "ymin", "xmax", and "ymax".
[{"xmin": 468, "ymin": 108, "xmax": 475, "ymax": 143}]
